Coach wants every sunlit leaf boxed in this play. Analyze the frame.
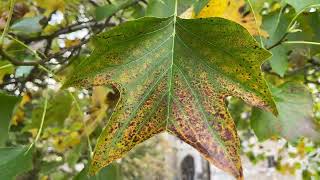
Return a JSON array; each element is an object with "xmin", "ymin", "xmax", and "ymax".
[
  {"xmin": 195, "ymin": 0, "xmax": 268, "ymax": 37},
  {"xmin": 64, "ymin": 8, "xmax": 276, "ymax": 178},
  {"xmin": 36, "ymin": 0, "xmax": 66, "ymax": 14},
  {"xmin": 251, "ymin": 83, "xmax": 320, "ymax": 142}
]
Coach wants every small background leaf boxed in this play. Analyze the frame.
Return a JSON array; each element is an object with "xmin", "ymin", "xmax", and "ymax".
[
  {"xmin": 251, "ymin": 83, "xmax": 320, "ymax": 142},
  {"xmin": 10, "ymin": 16, "xmax": 43, "ymax": 35},
  {"xmin": 285, "ymin": 0, "xmax": 320, "ymax": 12}
]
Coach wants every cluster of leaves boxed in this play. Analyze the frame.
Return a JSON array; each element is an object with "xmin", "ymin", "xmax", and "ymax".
[{"xmin": 0, "ymin": 0, "xmax": 320, "ymax": 179}]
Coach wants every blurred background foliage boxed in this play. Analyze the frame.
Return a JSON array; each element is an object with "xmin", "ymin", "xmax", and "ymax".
[{"xmin": 0, "ymin": 0, "xmax": 320, "ymax": 179}]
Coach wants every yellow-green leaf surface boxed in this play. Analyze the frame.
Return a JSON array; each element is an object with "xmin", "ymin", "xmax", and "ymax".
[{"xmin": 64, "ymin": 2, "xmax": 276, "ymax": 179}]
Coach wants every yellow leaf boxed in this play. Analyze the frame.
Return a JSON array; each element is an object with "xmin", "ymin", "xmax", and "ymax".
[
  {"xmin": 65, "ymin": 39, "xmax": 81, "ymax": 48},
  {"xmin": 53, "ymin": 131, "xmax": 81, "ymax": 152},
  {"xmin": 83, "ymin": 87, "xmax": 113, "ymax": 136},
  {"xmin": 36, "ymin": 0, "xmax": 65, "ymax": 15},
  {"xmin": 11, "ymin": 93, "xmax": 32, "ymax": 126},
  {"xmin": 297, "ymin": 139, "xmax": 306, "ymax": 158},
  {"xmin": 195, "ymin": 0, "xmax": 268, "ymax": 37}
]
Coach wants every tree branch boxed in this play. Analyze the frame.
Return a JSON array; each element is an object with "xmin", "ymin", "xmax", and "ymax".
[
  {"xmin": 266, "ymin": 32, "xmax": 289, "ymax": 50},
  {"xmin": 0, "ymin": 48, "xmax": 39, "ymax": 66}
]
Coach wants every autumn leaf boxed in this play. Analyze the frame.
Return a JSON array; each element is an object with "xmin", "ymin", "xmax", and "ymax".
[
  {"xmin": 189, "ymin": 0, "xmax": 268, "ymax": 37},
  {"xmin": 64, "ymin": 3, "xmax": 277, "ymax": 179}
]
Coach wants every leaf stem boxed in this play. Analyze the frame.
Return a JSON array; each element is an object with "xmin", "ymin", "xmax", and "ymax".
[
  {"xmin": 0, "ymin": 0, "xmax": 15, "ymax": 46},
  {"xmin": 6, "ymin": 34, "xmax": 46, "ymax": 60},
  {"xmin": 26, "ymin": 92, "xmax": 48, "ymax": 153},
  {"xmin": 69, "ymin": 91, "xmax": 93, "ymax": 156},
  {"xmin": 38, "ymin": 64, "xmax": 93, "ymax": 156},
  {"xmin": 283, "ymin": 41, "xmax": 320, "ymax": 46},
  {"xmin": 266, "ymin": 32, "xmax": 289, "ymax": 50},
  {"xmin": 287, "ymin": 4, "xmax": 320, "ymax": 32},
  {"xmin": 0, "ymin": 63, "xmax": 13, "ymax": 70},
  {"xmin": 267, "ymin": 4, "xmax": 320, "ymax": 50},
  {"xmin": 247, "ymin": 0, "xmax": 264, "ymax": 47}
]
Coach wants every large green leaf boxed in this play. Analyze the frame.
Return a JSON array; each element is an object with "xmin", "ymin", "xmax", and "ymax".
[
  {"xmin": 285, "ymin": 0, "xmax": 320, "ymax": 12},
  {"xmin": 251, "ymin": 83, "xmax": 320, "ymax": 142},
  {"xmin": 64, "ymin": 3, "xmax": 277, "ymax": 179},
  {"xmin": 0, "ymin": 92, "xmax": 20, "ymax": 146},
  {"xmin": 0, "ymin": 147, "xmax": 33, "ymax": 180}
]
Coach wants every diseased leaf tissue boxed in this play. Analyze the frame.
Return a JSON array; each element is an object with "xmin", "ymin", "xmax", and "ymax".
[{"xmin": 64, "ymin": 1, "xmax": 276, "ymax": 179}]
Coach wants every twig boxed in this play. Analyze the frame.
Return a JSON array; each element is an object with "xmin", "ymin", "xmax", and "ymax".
[
  {"xmin": 0, "ymin": 48, "xmax": 39, "ymax": 66},
  {"xmin": 266, "ymin": 32, "xmax": 289, "ymax": 50},
  {"xmin": 26, "ymin": 92, "xmax": 48, "ymax": 154},
  {"xmin": 0, "ymin": 0, "xmax": 15, "ymax": 45}
]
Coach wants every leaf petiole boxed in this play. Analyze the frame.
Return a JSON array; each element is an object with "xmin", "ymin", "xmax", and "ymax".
[
  {"xmin": 283, "ymin": 41, "xmax": 320, "ymax": 46},
  {"xmin": 25, "ymin": 92, "xmax": 48, "ymax": 154}
]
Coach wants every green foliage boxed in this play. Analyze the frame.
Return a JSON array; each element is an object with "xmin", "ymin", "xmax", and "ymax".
[
  {"xmin": 0, "ymin": 147, "xmax": 33, "ymax": 180},
  {"xmin": 251, "ymin": 83, "xmax": 320, "ymax": 141},
  {"xmin": 75, "ymin": 164, "xmax": 122, "ymax": 180},
  {"xmin": 146, "ymin": 0, "xmax": 175, "ymax": 17},
  {"xmin": 193, "ymin": 0, "xmax": 210, "ymax": 15},
  {"xmin": 10, "ymin": 16, "xmax": 43, "ymax": 36},
  {"xmin": 0, "ymin": 92, "xmax": 20, "ymax": 145},
  {"xmin": 23, "ymin": 91, "xmax": 72, "ymax": 131},
  {"xmin": 285, "ymin": 0, "xmax": 320, "ymax": 12},
  {"xmin": 0, "ymin": 61, "xmax": 13, "ymax": 84}
]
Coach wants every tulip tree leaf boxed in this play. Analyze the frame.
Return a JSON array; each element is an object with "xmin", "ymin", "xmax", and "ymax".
[
  {"xmin": 251, "ymin": 83, "xmax": 320, "ymax": 142},
  {"xmin": 64, "ymin": 3, "xmax": 277, "ymax": 179}
]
